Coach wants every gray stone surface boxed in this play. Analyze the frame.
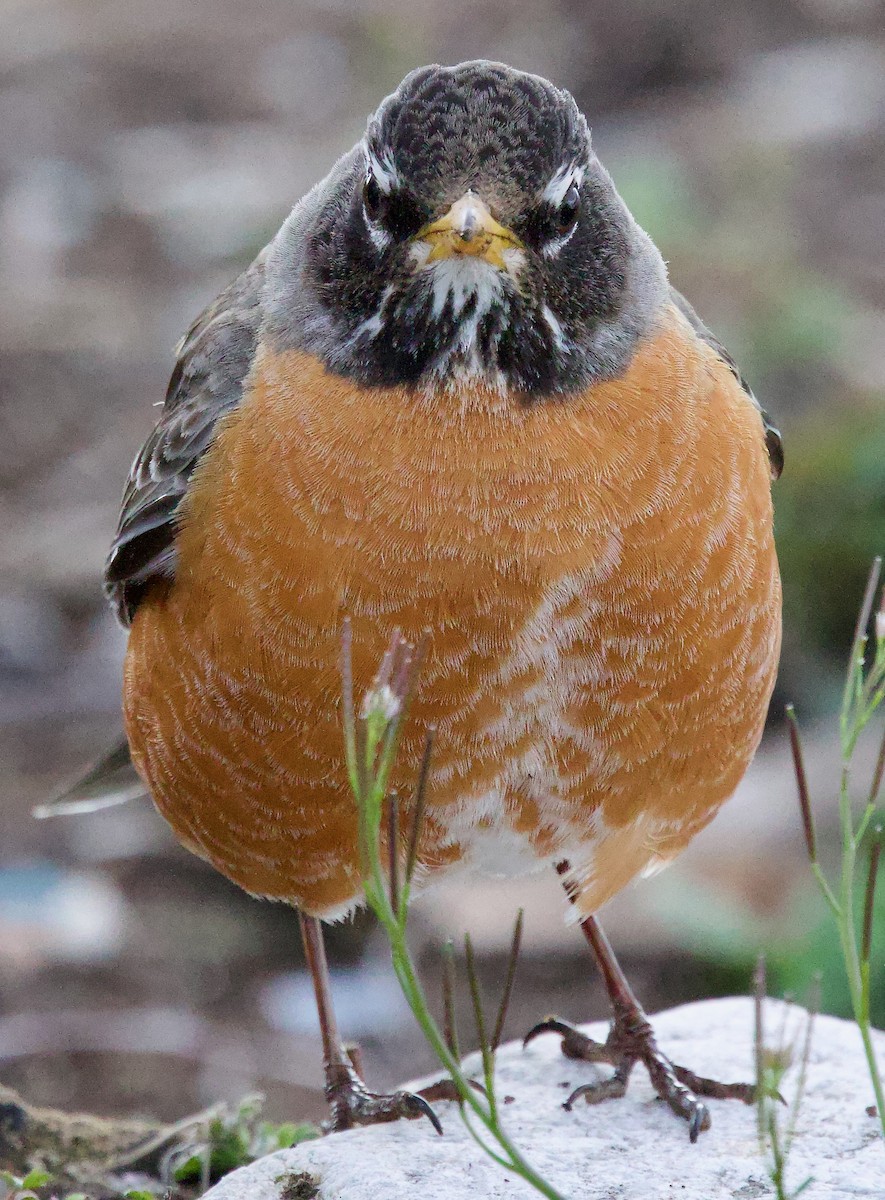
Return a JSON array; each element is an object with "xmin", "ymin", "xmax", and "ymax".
[{"xmin": 202, "ymin": 997, "xmax": 885, "ymax": 1199}]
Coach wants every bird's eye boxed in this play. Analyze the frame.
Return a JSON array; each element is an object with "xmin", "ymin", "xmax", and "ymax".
[
  {"xmin": 554, "ymin": 183, "xmax": 580, "ymax": 236},
  {"xmin": 363, "ymin": 174, "xmax": 388, "ymax": 224}
]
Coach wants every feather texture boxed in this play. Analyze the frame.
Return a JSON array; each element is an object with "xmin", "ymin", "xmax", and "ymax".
[
  {"xmin": 105, "ymin": 250, "xmax": 267, "ymax": 623},
  {"xmin": 121, "ymin": 303, "xmax": 781, "ymax": 917}
]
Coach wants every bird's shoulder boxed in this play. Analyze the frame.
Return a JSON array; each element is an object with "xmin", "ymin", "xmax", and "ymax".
[
  {"xmin": 668, "ymin": 287, "xmax": 783, "ymax": 481},
  {"xmin": 105, "ymin": 248, "xmax": 269, "ymax": 625}
]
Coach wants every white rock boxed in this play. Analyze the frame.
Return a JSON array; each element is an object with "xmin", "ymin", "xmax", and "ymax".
[{"xmin": 203, "ymin": 997, "xmax": 885, "ymax": 1200}]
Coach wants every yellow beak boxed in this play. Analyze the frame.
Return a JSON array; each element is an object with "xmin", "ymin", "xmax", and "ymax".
[{"xmin": 416, "ymin": 192, "xmax": 524, "ymax": 269}]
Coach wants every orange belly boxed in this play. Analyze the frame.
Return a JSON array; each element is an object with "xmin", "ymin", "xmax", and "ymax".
[{"xmin": 123, "ymin": 303, "xmax": 781, "ymax": 917}]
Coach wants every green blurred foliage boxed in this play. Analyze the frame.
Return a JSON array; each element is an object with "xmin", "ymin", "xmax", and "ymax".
[
  {"xmin": 655, "ymin": 855, "xmax": 885, "ymax": 1027},
  {"xmin": 769, "ymin": 875, "xmax": 885, "ymax": 1030},
  {"xmin": 610, "ymin": 150, "xmax": 701, "ymax": 251},
  {"xmin": 774, "ymin": 403, "xmax": 885, "ymax": 708},
  {"xmin": 171, "ymin": 1101, "xmax": 319, "ymax": 1188},
  {"xmin": 742, "ymin": 276, "xmax": 856, "ymax": 379}
]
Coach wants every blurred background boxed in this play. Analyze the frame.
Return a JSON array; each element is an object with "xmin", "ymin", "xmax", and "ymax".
[{"xmin": 1, "ymin": 0, "xmax": 883, "ymax": 1136}]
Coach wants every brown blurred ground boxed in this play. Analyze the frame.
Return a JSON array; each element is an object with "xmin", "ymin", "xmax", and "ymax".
[{"xmin": 0, "ymin": 0, "xmax": 883, "ymax": 1126}]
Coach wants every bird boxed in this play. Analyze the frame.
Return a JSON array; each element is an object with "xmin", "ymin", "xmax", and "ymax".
[{"xmin": 72, "ymin": 61, "xmax": 784, "ymax": 1140}]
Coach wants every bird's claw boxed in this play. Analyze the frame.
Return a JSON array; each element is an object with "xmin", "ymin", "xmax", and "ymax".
[
  {"xmin": 523, "ymin": 1016, "xmax": 597, "ymax": 1060},
  {"xmin": 564, "ymin": 1067, "xmax": 629, "ymax": 1110},
  {"xmin": 524, "ymin": 1014, "xmax": 753, "ymax": 1141},
  {"xmin": 324, "ymin": 1061, "xmax": 443, "ymax": 1134}
]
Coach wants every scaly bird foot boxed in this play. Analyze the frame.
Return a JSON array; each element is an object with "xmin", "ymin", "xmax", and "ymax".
[
  {"xmin": 324, "ymin": 1061, "xmax": 444, "ymax": 1135},
  {"xmin": 523, "ymin": 1012, "xmax": 756, "ymax": 1143}
]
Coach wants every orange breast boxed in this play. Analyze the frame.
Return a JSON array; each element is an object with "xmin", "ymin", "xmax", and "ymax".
[{"xmin": 123, "ymin": 303, "xmax": 781, "ymax": 917}]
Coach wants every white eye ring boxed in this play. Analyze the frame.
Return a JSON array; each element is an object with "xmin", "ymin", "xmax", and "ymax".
[
  {"xmin": 553, "ymin": 183, "xmax": 580, "ymax": 237},
  {"xmin": 540, "ymin": 164, "xmax": 585, "ymax": 257}
]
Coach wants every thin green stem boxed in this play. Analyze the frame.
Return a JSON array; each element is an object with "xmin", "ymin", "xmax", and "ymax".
[
  {"xmin": 862, "ymin": 837, "xmax": 882, "ymax": 966},
  {"xmin": 383, "ymin": 917, "xmax": 564, "ymax": 1200},
  {"xmin": 855, "ymin": 803, "xmax": 878, "ymax": 848},
  {"xmin": 460, "ymin": 1108, "xmax": 518, "ymax": 1172},
  {"xmin": 789, "ymin": 559, "xmax": 885, "ymax": 1146},
  {"xmin": 754, "ymin": 963, "xmax": 815, "ymax": 1199},
  {"xmin": 809, "ymin": 863, "xmax": 840, "ymax": 919},
  {"xmin": 858, "ymin": 1020, "xmax": 885, "ymax": 1135},
  {"xmin": 464, "ymin": 933, "xmax": 497, "ymax": 1125},
  {"xmin": 840, "ymin": 558, "xmax": 881, "ymax": 755},
  {"xmin": 342, "ymin": 628, "xmax": 565, "ymax": 1200}
]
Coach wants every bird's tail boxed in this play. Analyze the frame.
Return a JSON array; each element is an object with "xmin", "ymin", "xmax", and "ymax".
[{"xmin": 32, "ymin": 735, "xmax": 146, "ymax": 819}]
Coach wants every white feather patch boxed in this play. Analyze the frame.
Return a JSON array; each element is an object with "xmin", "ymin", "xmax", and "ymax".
[
  {"xmin": 365, "ymin": 145, "xmax": 399, "ymax": 193},
  {"xmin": 428, "ymin": 256, "xmax": 504, "ymax": 321},
  {"xmin": 542, "ymin": 229, "xmax": 577, "ymax": 260},
  {"xmin": 542, "ymin": 304, "xmax": 569, "ymax": 351},
  {"xmin": 346, "ymin": 285, "xmax": 393, "ymax": 348},
  {"xmin": 541, "ymin": 163, "xmax": 585, "ymax": 206},
  {"xmin": 423, "ymin": 253, "xmax": 524, "ymax": 386}
]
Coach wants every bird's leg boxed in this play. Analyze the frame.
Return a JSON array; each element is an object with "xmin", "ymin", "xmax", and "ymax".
[
  {"xmin": 298, "ymin": 912, "xmax": 444, "ymax": 1134},
  {"xmin": 522, "ymin": 864, "xmax": 755, "ymax": 1141}
]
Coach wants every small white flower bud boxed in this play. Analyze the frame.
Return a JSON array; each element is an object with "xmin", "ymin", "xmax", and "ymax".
[{"xmin": 360, "ymin": 683, "xmax": 401, "ymax": 723}]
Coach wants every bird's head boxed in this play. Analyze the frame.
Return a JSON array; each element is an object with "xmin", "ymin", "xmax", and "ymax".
[{"xmin": 272, "ymin": 61, "xmax": 668, "ymax": 396}]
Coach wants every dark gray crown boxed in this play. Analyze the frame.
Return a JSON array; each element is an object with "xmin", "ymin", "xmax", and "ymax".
[{"xmin": 367, "ymin": 62, "xmax": 589, "ymax": 213}]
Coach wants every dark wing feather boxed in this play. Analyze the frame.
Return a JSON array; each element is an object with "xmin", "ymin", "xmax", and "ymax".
[
  {"xmin": 33, "ymin": 736, "xmax": 144, "ymax": 818},
  {"xmin": 105, "ymin": 249, "xmax": 268, "ymax": 625},
  {"xmin": 670, "ymin": 287, "xmax": 783, "ymax": 480}
]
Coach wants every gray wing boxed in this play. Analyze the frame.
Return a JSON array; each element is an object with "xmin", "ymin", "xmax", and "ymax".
[
  {"xmin": 670, "ymin": 287, "xmax": 783, "ymax": 481},
  {"xmin": 104, "ymin": 248, "xmax": 268, "ymax": 625}
]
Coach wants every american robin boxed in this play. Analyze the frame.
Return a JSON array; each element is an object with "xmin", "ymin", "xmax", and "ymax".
[{"xmin": 84, "ymin": 61, "xmax": 783, "ymax": 1138}]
